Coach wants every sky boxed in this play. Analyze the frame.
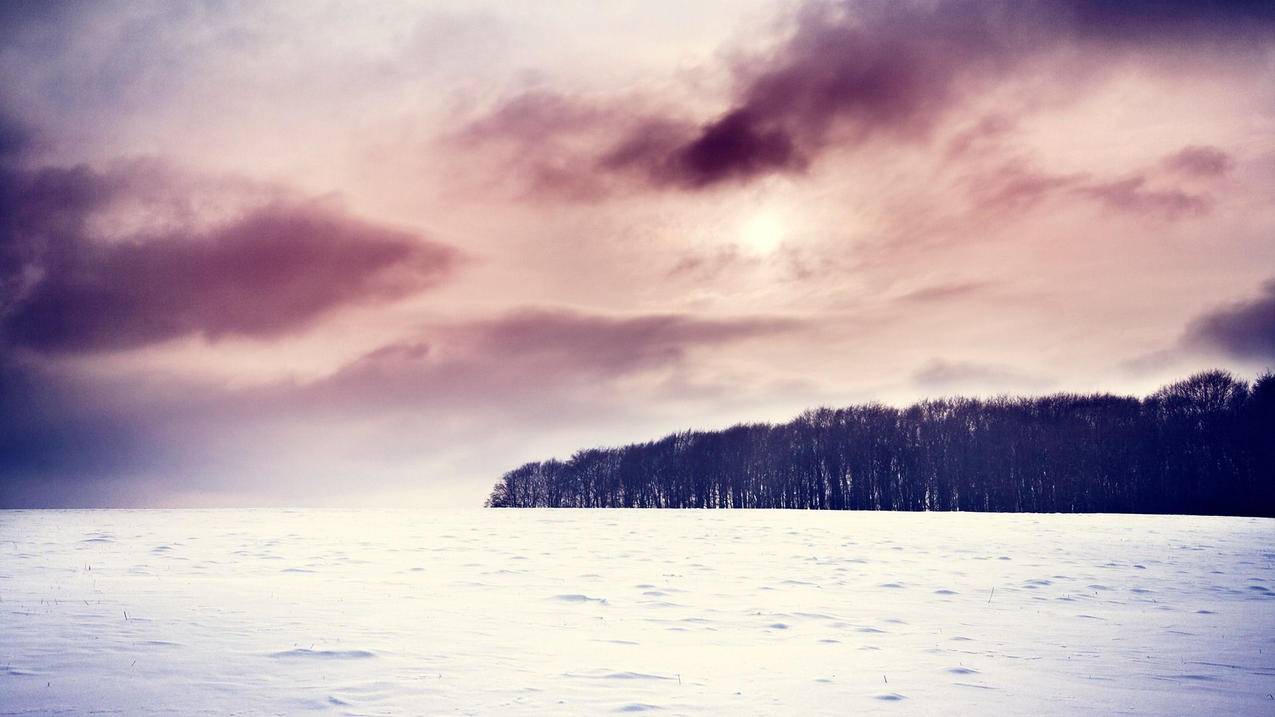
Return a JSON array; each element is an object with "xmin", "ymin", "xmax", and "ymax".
[{"xmin": 1, "ymin": 0, "xmax": 1273, "ymax": 507}]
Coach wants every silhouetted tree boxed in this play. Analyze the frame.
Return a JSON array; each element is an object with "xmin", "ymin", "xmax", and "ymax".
[{"xmin": 485, "ymin": 370, "xmax": 1275, "ymax": 516}]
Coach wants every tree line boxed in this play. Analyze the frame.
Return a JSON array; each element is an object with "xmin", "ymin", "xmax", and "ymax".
[{"xmin": 485, "ymin": 370, "xmax": 1275, "ymax": 516}]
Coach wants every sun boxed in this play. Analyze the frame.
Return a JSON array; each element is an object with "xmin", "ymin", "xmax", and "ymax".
[{"xmin": 738, "ymin": 209, "xmax": 786, "ymax": 254}]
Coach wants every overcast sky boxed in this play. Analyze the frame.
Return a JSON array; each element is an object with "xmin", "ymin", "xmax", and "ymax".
[{"xmin": 2, "ymin": 0, "xmax": 1273, "ymax": 507}]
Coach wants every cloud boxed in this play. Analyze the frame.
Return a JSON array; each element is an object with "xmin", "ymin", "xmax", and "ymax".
[
  {"xmin": 0, "ymin": 305, "xmax": 806, "ymax": 505},
  {"xmin": 0, "ymin": 355, "xmax": 159, "ymax": 506},
  {"xmin": 1076, "ymin": 176, "xmax": 1211, "ymax": 220},
  {"xmin": 0, "ymin": 161, "xmax": 459, "ymax": 354},
  {"xmin": 460, "ymin": 308, "xmax": 797, "ymax": 365},
  {"xmin": 666, "ymin": 245, "xmax": 757, "ymax": 280},
  {"xmin": 945, "ymin": 114, "xmax": 1016, "ymax": 159},
  {"xmin": 1162, "ymin": 145, "xmax": 1234, "ymax": 177},
  {"xmin": 605, "ymin": 109, "xmax": 808, "ymax": 189},
  {"xmin": 472, "ymin": 1, "xmax": 1025, "ymax": 193},
  {"xmin": 452, "ymin": 90, "xmax": 651, "ymax": 201},
  {"xmin": 913, "ymin": 358, "xmax": 1051, "ymax": 394},
  {"xmin": 0, "ymin": 112, "xmax": 32, "ymax": 162},
  {"xmin": 1065, "ymin": 0, "xmax": 1275, "ymax": 45},
  {"xmin": 896, "ymin": 281, "xmax": 993, "ymax": 303},
  {"xmin": 966, "ymin": 161, "xmax": 1214, "ymax": 221},
  {"xmin": 968, "ymin": 162, "xmax": 1087, "ymax": 215},
  {"xmin": 1184, "ymin": 278, "xmax": 1275, "ymax": 362},
  {"xmin": 460, "ymin": 0, "xmax": 1275, "ymax": 195},
  {"xmin": 316, "ymin": 307, "xmax": 806, "ymax": 409}
]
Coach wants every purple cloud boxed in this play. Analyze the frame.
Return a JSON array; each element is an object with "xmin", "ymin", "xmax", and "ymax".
[
  {"xmin": 1066, "ymin": 0, "xmax": 1275, "ymax": 44},
  {"xmin": 607, "ymin": 109, "xmax": 808, "ymax": 189},
  {"xmin": 0, "ymin": 163, "xmax": 459, "ymax": 353},
  {"xmin": 460, "ymin": 1, "xmax": 1274, "ymax": 196},
  {"xmin": 1185, "ymin": 278, "xmax": 1275, "ymax": 362}
]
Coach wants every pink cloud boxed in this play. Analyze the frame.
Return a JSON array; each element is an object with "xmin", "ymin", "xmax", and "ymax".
[
  {"xmin": 1161, "ymin": 145, "xmax": 1234, "ymax": 177},
  {"xmin": 1076, "ymin": 176, "xmax": 1211, "ymax": 220}
]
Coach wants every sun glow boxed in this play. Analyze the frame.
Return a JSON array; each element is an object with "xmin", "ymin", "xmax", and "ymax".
[{"xmin": 738, "ymin": 209, "xmax": 786, "ymax": 254}]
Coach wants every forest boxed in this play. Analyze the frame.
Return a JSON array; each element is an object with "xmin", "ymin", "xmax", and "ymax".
[{"xmin": 485, "ymin": 370, "xmax": 1275, "ymax": 516}]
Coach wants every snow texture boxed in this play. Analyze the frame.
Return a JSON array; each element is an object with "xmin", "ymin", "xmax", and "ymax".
[{"xmin": 1, "ymin": 510, "xmax": 1272, "ymax": 714}]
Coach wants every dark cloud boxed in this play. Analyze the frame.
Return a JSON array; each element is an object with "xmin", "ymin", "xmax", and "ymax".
[
  {"xmin": 0, "ymin": 112, "xmax": 32, "ymax": 162},
  {"xmin": 660, "ymin": 0, "xmax": 1275, "ymax": 191},
  {"xmin": 0, "ymin": 0, "xmax": 85, "ymax": 40},
  {"xmin": 1066, "ymin": 0, "xmax": 1275, "ymax": 45},
  {"xmin": 464, "ymin": 0, "xmax": 1274, "ymax": 195},
  {"xmin": 0, "ymin": 162, "xmax": 458, "ymax": 354},
  {"xmin": 0, "ymin": 157, "xmax": 459, "ymax": 502},
  {"xmin": 0, "ymin": 356, "xmax": 158, "ymax": 507},
  {"xmin": 1185, "ymin": 279, "xmax": 1275, "ymax": 362},
  {"xmin": 595, "ymin": 1, "xmax": 1025, "ymax": 189},
  {"xmin": 607, "ymin": 109, "xmax": 808, "ymax": 188}
]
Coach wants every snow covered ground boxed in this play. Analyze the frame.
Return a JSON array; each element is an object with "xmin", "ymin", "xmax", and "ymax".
[{"xmin": 1, "ymin": 509, "xmax": 1272, "ymax": 715}]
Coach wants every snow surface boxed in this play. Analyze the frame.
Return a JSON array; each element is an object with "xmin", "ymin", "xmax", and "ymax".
[{"xmin": 1, "ymin": 509, "xmax": 1272, "ymax": 715}]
